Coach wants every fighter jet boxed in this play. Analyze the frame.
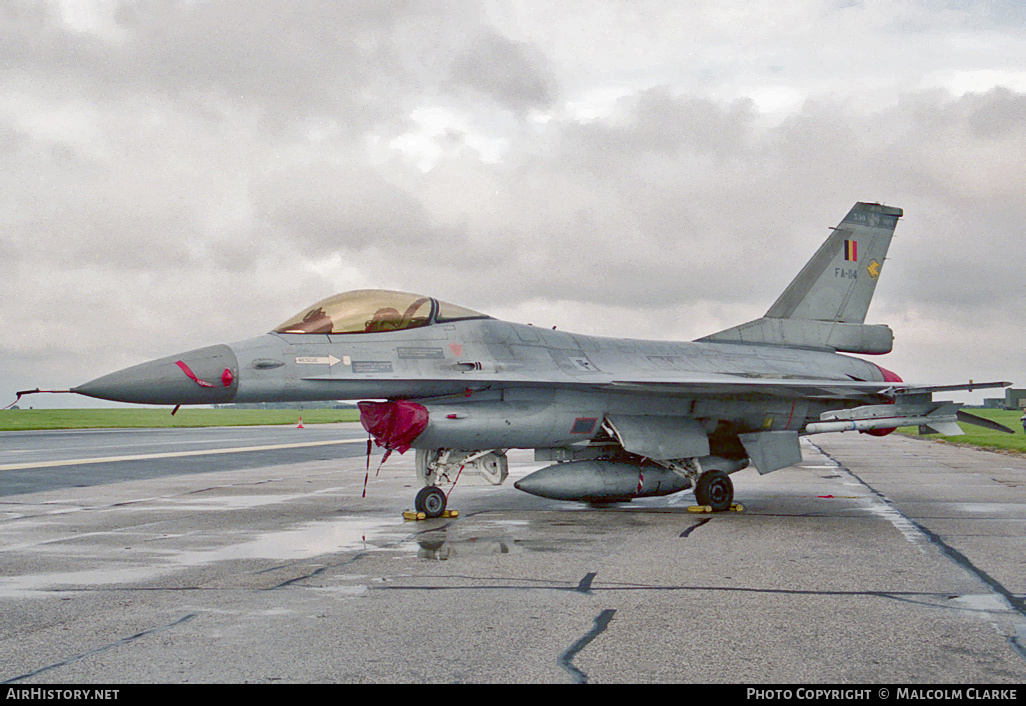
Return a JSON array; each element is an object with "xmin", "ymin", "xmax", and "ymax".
[{"xmin": 71, "ymin": 202, "xmax": 1011, "ymax": 517}]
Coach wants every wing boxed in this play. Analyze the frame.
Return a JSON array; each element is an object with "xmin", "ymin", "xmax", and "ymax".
[
  {"xmin": 602, "ymin": 375, "xmax": 897, "ymax": 399},
  {"xmin": 301, "ymin": 365, "xmax": 1011, "ymax": 428},
  {"xmin": 299, "ymin": 370, "xmax": 902, "ymax": 401}
]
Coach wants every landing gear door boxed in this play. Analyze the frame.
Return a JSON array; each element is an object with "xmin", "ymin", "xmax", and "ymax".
[{"xmin": 738, "ymin": 431, "xmax": 802, "ymax": 474}]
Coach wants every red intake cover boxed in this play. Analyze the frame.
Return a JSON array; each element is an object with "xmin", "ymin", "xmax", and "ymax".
[{"xmin": 358, "ymin": 400, "xmax": 429, "ymax": 454}]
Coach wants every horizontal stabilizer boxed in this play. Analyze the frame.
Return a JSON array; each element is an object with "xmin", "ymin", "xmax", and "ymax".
[
  {"xmin": 956, "ymin": 410, "xmax": 1016, "ymax": 434},
  {"xmin": 896, "ymin": 381, "xmax": 1011, "ymax": 395}
]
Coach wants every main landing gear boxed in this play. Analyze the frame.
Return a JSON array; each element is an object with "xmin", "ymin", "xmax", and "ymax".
[{"xmin": 693, "ymin": 470, "xmax": 734, "ymax": 512}]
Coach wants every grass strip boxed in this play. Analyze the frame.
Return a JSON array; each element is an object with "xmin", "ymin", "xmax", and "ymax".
[{"xmin": 897, "ymin": 408, "xmax": 1026, "ymax": 454}]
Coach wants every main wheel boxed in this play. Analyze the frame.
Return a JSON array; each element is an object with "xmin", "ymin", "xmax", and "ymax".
[
  {"xmin": 415, "ymin": 485, "xmax": 447, "ymax": 518},
  {"xmin": 694, "ymin": 470, "xmax": 733, "ymax": 512}
]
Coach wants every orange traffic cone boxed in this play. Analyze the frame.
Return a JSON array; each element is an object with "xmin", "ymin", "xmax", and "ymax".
[{"xmin": 297, "ymin": 416, "xmax": 304, "ymax": 429}]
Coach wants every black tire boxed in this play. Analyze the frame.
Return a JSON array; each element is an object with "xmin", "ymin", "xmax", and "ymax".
[
  {"xmin": 415, "ymin": 486, "xmax": 447, "ymax": 518},
  {"xmin": 694, "ymin": 470, "xmax": 733, "ymax": 512}
]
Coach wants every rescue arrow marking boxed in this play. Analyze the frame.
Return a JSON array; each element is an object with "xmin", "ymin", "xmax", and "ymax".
[{"xmin": 295, "ymin": 355, "xmax": 342, "ymax": 367}]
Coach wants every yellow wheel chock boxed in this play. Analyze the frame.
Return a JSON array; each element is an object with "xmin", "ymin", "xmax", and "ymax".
[
  {"xmin": 687, "ymin": 503, "xmax": 745, "ymax": 513},
  {"xmin": 403, "ymin": 509, "xmax": 459, "ymax": 521}
]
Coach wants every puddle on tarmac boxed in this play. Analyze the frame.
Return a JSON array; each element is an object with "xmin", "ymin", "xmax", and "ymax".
[
  {"xmin": 413, "ymin": 534, "xmax": 577, "ymax": 560},
  {"xmin": 172, "ymin": 516, "xmax": 403, "ymax": 564},
  {"xmin": 0, "ymin": 565, "xmax": 163, "ymax": 597},
  {"xmin": 146, "ymin": 494, "xmax": 311, "ymax": 511},
  {"xmin": 410, "ymin": 516, "xmax": 595, "ymax": 560},
  {"xmin": 0, "ymin": 516, "xmax": 404, "ymax": 597}
]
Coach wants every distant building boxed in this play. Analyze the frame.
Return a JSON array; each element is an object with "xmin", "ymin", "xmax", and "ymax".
[{"xmin": 1005, "ymin": 388, "xmax": 1026, "ymax": 410}]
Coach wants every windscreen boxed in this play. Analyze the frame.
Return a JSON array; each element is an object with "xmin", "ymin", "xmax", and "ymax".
[{"xmin": 435, "ymin": 299, "xmax": 490, "ymax": 322}]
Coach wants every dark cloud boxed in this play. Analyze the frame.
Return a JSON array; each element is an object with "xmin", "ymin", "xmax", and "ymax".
[
  {"xmin": 448, "ymin": 29, "xmax": 558, "ymax": 113},
  {"xmin": 385, "ymin": 87, "xmax": 1026, "ymax": 329},
  {"xmin": 2, "ymin": 1, "xmax": 492, "ymax": 132},
  {"xmin": 252, "ymin": 163, "xmax": 436, "ymax": 254}
]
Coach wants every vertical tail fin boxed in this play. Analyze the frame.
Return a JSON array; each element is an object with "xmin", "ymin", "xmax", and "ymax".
[
  {"xmin": 699, "ymin": 202, "xmax": 902, "ymax": 354},
  {"xmin": 765, "ymin": 202, "xmax": 902, "ymax": 323}
]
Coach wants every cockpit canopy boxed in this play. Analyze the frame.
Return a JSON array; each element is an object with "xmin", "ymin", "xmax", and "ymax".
[{"xmin": 273, "ymin": 289, "xmax": 490, "ymax": 335}]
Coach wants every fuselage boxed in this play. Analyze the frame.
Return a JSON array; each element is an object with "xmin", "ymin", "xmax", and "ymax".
[
  {"xmin": 240, "ymin": 317, "xmax": 888, "ymax": 400},
  {"xmin": 65, "ymin": 204, "xmax": 1005, "ymax": 513},
  {"xmin": 75, "ymin": 312, "xmax": 893, "ymax": 450}
]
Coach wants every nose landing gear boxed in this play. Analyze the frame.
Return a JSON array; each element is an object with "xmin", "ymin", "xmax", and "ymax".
[
  {"xmin": 403, "ymin": 486, "xmax": 459, "ymax": 521},
  {"xmin": 415, "ymin": 486, "xmax": 447, "ymax": 518}
]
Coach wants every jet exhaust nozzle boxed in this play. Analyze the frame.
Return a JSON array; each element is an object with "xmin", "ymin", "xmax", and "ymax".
[{"xmin": 74, "ymin": 344, "xmax": 239, "ymax": 405}]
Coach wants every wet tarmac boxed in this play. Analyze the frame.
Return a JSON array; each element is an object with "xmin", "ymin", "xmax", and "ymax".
[
  {"xmin": 0, "ymin": 424, "xmax": 1024, "ymax": 683},
  {"xmin": 0, "ymin": 424, "xmax": 369, "ymax": 495}
]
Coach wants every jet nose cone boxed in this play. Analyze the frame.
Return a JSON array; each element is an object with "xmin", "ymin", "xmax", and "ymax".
[{"xmin": 74, "ymin": 344, "xmax": 239, "ymax": 405}]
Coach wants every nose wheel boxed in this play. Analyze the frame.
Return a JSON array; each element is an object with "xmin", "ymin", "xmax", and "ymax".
[{"xmin": 415, "ymin": 486, "xmax": 447, "ymax": 518}]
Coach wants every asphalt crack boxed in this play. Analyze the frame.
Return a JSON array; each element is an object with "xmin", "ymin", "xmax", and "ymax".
[
  {"xmin": 680, "ymin": 518, "xmax": 711, "ymax": 537},
  {"xmin": 559, "ymin": 609, "xmax": 616, "ymax": 684},
  {"xmin": 2, "ymin": 613, "xmax": 197, "ymax": 684}
]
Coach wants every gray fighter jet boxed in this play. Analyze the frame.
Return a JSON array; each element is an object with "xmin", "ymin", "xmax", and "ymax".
[{"xmin": 72, "ymin": 203, "xmax": 1011, "ymax": 516}]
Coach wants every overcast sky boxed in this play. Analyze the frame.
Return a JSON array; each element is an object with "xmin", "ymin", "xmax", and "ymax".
[{"xmin": 2, "ymin": 0, "xmax": 1024, "ymax": 408}]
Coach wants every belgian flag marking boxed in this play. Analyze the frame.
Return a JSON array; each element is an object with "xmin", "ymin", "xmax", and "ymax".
[{"xmin": 843, "ymin": 239, "xmax": 858, "ymax": 261}]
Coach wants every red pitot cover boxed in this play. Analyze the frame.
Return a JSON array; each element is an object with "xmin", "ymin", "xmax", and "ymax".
[{"xmin": 357, "ymin": 400, "xmax": 429, "ymax": 454}]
